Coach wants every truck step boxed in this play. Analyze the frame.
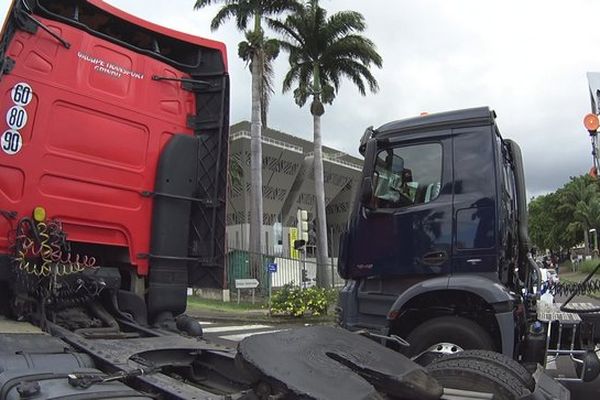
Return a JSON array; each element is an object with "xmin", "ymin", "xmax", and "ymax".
[
  {"xmin": 557, "ymin": 302, "xmax": 600, "ymax": 313},
  {"xmin": 538, "ymin": 302, "xmax": 582, "ymax": 324}
]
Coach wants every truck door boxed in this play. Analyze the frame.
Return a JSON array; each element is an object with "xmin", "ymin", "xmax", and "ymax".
[
  {"xmin": 346, "ymin": 132, "xmax": 453, "ymax": 278},
  {"xmin": 451, "ymin": 127, "xmax": 498, "ymax": 273}
]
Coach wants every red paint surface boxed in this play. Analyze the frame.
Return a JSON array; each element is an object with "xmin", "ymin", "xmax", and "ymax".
[{"xmin": 0, "ymin": 7, "xmax": 226, "ymax": 275}]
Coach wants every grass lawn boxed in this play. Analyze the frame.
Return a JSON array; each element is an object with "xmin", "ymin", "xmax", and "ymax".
[
  {"xmin": 559, "ymin": 259, "xmax": 600, "ymax": 275},
  {"xmin": 186, "ymin": 296, "xmax": 267, "ymax": 314},
  {"xmin": 560, "ymin": 271, "xmax": 593, "ymax": 283},
  {"xmin": 185, "ymin": 296, "xmax": 336, "ymax": 323}
]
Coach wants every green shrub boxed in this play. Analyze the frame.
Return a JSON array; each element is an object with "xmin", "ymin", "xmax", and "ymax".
[{"xmin": 270, "ymin": 284, "xmax": 338, "ymax": 317}]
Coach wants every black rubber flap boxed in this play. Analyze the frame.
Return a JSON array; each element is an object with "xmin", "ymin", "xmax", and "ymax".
[{"xmin": 237, "ymin": 326, "xmax": 442, "ymax": 400}]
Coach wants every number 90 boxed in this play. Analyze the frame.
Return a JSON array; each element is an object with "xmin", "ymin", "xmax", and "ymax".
[{"xmin": 1, "ymin": 130, "xmax": 22, "ymax": 155}]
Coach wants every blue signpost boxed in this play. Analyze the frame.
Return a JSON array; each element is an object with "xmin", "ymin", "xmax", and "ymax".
[{"xmin": 267, "ymin": 263, "xmax": 277, "ymax": 305}]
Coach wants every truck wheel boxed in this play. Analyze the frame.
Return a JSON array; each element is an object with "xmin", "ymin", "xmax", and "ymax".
[
  {"xmin": 426, "ymin": 357, "xmax": 530, "ymax": 400},
  {"xmin": 406, "ymin": 316, "xmax": 494, "ymax": 358},
  {"xmin": 429, "ymin": 350, "xmax": 535, "ymax": 392}
]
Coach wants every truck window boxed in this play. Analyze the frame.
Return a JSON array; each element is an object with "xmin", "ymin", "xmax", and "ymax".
[
  {"xmin": 454, "ymin": 130, "xmax": 497, "ymax": 250},
  {"xmin": 501, "ymin": 144, "xmax": 516, "ymax": 219},
  {"xmin": 371, "ymin": 143, "xmax": 442, "ymax": 209}
]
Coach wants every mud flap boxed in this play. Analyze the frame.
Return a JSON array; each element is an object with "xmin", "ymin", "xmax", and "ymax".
[
  {"xmin": 237, "ymin": 326, "xmax": 443, "ymax": 400},
  {"xmin": 521, "ymin": 366, "xmax": 571, "ymax": 400}
]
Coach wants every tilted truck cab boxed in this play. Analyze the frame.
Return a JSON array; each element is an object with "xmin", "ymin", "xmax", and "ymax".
[
  {"xmin": 0, "ymin": 0, "xmax": 229, "ymax": 328},
  {"xmin": 337, "ymin": 107, "xmax": 539, "ymax": 359}
]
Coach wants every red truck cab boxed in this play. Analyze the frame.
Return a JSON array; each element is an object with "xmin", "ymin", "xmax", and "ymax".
[{"xmin": 0, "ymin": 0, "xmax": 229, "ymax": 325}]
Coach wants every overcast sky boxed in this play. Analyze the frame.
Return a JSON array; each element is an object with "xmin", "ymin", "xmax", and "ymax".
[{"xmin": 3, "ymin": 0, "xmax": 599, "ymax": 198}]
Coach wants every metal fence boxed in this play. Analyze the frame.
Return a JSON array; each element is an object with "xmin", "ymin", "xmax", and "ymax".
[{"xmin": 225, "ymin": 247, "xmax": 344, "ymax": 295}]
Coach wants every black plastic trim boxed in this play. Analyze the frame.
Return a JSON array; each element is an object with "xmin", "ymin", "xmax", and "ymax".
[
  {"xmin": 375, "ymin": 107, "xmax": 495, "ymax": 138},
  {"xmin": 147, "ymin": 134, "xmax": 198, "ymax": 321}
]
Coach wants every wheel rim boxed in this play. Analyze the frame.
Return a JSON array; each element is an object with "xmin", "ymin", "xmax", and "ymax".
[{"xmin": 425, "ymin": 342, "xmax": 464, "ymax": 355}]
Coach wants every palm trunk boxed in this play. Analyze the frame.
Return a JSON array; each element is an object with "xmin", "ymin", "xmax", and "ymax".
[
  {"xmin": 313, "ymin": 109, "xmax": 330, "ymax": 288},
  {"xmin": 249, "ymin": 14, "xmax": 263, "ymax": 269}
]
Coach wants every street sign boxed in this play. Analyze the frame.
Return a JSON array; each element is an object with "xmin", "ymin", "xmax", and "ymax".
[
  {"xmin": 267, "ymin": 263, "xmax": 278, "ymax": 273},
  {"xmin": 235, "ymin": 278, "xmax": 259, "ymax": 289}
]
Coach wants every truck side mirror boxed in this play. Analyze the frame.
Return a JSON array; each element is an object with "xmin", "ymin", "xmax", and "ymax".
[
  {"xmin": 357, "ymin": 138, "xmax": 378, "ymax": 207},
  {"xmin": 360, "ymin": 176, "xmax": 373, "ymax": 205}
]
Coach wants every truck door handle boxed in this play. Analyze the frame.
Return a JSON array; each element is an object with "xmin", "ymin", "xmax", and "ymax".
[{"xmin": 421, "ymin": 251, "xmax": 448, "ymax": 266}]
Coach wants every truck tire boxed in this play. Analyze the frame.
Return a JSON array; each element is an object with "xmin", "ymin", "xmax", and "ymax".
[
  {"xmin": 429, "ymin": 350, "xmax": 535, "ymax": 392},
  {"xmin": 426, "ymin": 357, "xmax": 530, "ymax": 400},
  {"xmin": 406, "ymin": 316, "xmax": 494, "ymax": 357}
]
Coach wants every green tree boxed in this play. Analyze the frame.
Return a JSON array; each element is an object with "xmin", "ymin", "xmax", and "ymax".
[
  {"xmin": 270, "ymin": 0, "xmax": 382, "ymax": 287},
  {"xmin": 194, "ymin": 0, "xmax": 299, "ymax": 260},
  {"xmin": 528, "ymin": 193, "xmax": 575, "ymax": 253},
  {"xmin": 559, "ymin": 175, "xmax": 600, "ymax": 255},
  {"xmin": 528, "ymin": 175, "xmax": 600, "ymax": 256}
]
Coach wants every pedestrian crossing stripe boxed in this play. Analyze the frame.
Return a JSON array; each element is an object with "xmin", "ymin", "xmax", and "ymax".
[
  {"xmin": 202, "ymin": 324, "xmax": 272, "ymax": 334},
  {"xmin": 197, "ymin": 321, "xmax": 291, "ymax": 342},
  {"xmin": 220, "ymin": 329, "xmax": 287, "ymax": 342}
]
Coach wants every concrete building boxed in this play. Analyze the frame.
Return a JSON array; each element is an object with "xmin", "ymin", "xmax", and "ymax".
[{"xmin": 226, "ymin": 121, "xmax": 363, "ymax": 258}]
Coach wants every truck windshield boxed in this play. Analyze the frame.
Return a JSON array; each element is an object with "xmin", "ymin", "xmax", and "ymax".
[{"xmin": 372, "ymin": 143, "xmax": 442, "ymax": 209}]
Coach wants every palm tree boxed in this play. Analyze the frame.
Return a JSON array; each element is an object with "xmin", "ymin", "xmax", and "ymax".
[
  {"xmin": 270, "ymin": 0, "xmax": 382, "ymax": 287},
  {"xmin": 559, "ymin": 175, "xmax": 600, "ymax": 255},
  {"xmin": 238, "ymin": 34, "xmax": 279, "ymax": 128},
  {"xmin": 194, "ymin": 0, "xmax": 298, "ymax": 261}
]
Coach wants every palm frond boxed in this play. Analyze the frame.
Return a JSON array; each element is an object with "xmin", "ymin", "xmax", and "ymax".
[
  {"xmin": 275, "ymin": 0, "xmax": 382, "ymax": 105},
  {"xmin": 325, "ymin": 11, "xmax": 365, "ymax": 41},
  {"xmin": 282, "ymin": 65, "xmax": 300, "ymax": 93},
  {"xmin": 323, "ymin": 35, "xmax": 382, "ymax": 68},
  {"xmin": 193, "ymin": 0, "xmax": 219, "ymax": 10},
  {"xmin": 267, "ymin": 18, "xmax": 306, "ymax": 48}
]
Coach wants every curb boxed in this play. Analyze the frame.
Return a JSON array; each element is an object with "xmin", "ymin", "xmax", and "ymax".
[{"xmin": 188, "ymin": 311, "xmax": 335, "ymax": 325}]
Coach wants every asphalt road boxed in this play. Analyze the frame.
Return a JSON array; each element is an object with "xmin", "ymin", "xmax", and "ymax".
[{"xmin": 200, "ymin": 296, "xmax": 600, "ymax": 400}]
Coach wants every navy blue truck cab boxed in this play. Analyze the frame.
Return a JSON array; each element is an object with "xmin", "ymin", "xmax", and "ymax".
[{"xmin": 337, "ymin": 107, "xmax": 538, "ymax": 361}]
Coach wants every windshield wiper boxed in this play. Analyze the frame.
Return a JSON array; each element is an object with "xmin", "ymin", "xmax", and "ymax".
[
  {"xmin": 152, "ymin": 75, "xmax": 213, "ymax": 87},
  {"xmin": 18, "ymin": 1, "xmax": 70, "ymax": 49},
  {"xmin": 152, "ymin": 75, "xmax": 212, "ymax": 91}
]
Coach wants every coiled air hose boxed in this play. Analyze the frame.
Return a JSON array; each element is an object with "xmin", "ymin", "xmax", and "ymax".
[{"xmin": 542, "ymin": 263, "xmax": 600, "ymax": 313}]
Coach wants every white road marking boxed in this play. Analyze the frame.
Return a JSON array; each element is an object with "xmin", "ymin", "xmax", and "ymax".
[
  {"xmin": 220, "ymin": 329, "xmax": 288, "ymax": 342},
  {"xmin": 546, "ymin": 358, "xmax": 557, "ymax": 370},
  {"xmin": 202, "ymin": 324, "xmax": 272, "ymax": 333},
  {"xmin": 198, "ymin": 321, "xmax": 214, "ymax": 325}
]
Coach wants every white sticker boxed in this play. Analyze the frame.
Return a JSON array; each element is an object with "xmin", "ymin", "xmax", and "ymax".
[
  {"xmin": 11, "ymin": 82, "xmax": 33, "ymax": 106},
  {"xmin": 6, "ymin": 106, "xmax": 27, "ymax": 130},
  {"xmin": 1, "ymin": 130, "xmax": 22, "ymax": 155}
]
